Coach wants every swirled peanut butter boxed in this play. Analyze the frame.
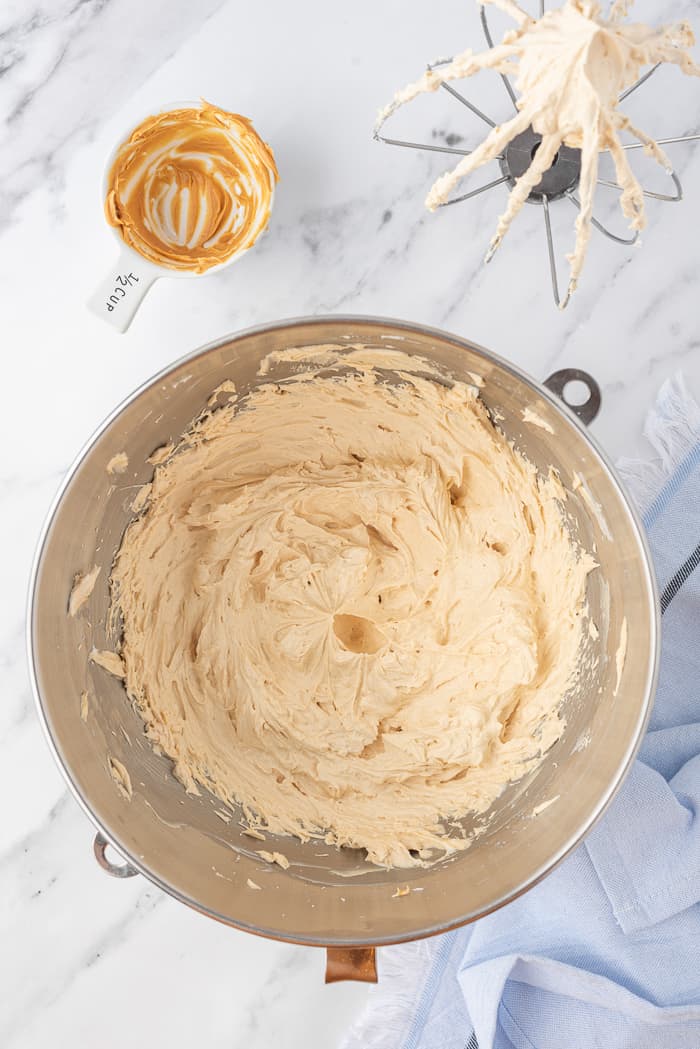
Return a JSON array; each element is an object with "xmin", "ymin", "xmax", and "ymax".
[
  {"xmin": 105, "ymin": 102, "xmax": 277, "ymax": 272},
  {"xmin": 107, "ymin": 346, "xmax": 595, "ymax": 869}
]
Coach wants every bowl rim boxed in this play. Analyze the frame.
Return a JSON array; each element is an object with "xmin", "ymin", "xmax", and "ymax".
[{"xmin": 26, "ymin": 313, "xmax": 660, "ymax": 947}]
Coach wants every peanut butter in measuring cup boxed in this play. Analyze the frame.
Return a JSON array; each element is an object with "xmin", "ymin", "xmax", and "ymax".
[{"xmin": 89, "ymin": 100, "xmax": 278, "ymax": 331}]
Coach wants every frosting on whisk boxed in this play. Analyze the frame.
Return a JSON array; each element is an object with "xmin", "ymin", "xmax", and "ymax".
[{"xmin": 376, "ymin": 0, "xmax": 700, "ymax": 305}]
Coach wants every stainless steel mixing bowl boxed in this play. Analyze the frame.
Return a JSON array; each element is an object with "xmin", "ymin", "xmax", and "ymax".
[{"xmin": 28, "ymin": 316, "xmax": 658, "ymax": 966}]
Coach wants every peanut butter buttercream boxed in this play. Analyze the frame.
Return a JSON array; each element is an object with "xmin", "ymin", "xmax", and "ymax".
[
  {"xmin": 105, "ymin": 101, "xmax": 277, "ymax": 272},
  {"xmin": 109, "ymin": 348, "xmax": 594, "ymax": 867}
]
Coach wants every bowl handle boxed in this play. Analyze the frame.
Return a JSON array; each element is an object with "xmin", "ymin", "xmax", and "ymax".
[
  {"xmin": 325, "ymin": 947, "xmax": 378, "ymax": 983},
  {"xmin": 93, "ymin": 831, "xmax": 139, "ymax": 878},
  {"xmin": 543, "ymin": 368, "xmax": 601, "ymax": 426}
]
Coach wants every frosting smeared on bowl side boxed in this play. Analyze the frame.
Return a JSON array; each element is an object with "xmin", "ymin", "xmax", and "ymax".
[{"xmin": 105, "ymin": 101, "xmax": 277, "ymax": 272}]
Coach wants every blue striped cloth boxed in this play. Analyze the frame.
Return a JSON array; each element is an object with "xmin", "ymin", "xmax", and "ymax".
[{"xmin": 343, "ymin": 375, "xmax": 700, "ymax": 1049}]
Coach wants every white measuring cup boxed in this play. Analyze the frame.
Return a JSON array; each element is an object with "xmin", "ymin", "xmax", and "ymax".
[{"xmin": 88, "ymin": 101, "xmax": 276, "ymax": 334}]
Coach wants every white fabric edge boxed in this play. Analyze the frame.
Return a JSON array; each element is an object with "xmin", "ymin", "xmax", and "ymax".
[
  {"xmin": 617, "ymin": 373, "xmax": 700, "ymax": 513},
  {"xmin": 339, "ymin": 938, "xmax": 442, "ymax": 1049}
]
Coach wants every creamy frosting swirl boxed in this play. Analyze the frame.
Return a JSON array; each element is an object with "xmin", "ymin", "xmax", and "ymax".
[
  {"xmin": 105, "ymin": 101, "xmax": 277, "ymax": 272},
  {"xmin": 110, "ymin": 348, "xmax": 594, "ymax": 867}
]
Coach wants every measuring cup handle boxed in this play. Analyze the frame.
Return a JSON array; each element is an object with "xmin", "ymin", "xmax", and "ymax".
[{"xmin": 87, "ymin": 250, "xmax": 159, "ymax": 333}]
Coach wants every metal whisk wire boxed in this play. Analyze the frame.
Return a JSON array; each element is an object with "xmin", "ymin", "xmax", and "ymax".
[{"xmin": 374, "ymin": 3, "xmax": 699, "ymax": 307}]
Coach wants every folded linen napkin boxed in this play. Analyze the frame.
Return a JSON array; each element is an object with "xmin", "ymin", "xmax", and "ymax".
[{"xmin": 342, "ymin": 375, "xmax": 700, "ymax": 1049}]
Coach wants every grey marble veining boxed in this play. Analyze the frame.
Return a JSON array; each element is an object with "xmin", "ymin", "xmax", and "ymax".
[
  {"xmin": 2, "ymin": 0, "xmax": 700, "ymax": 1046},
  {"xmin": 0, "ymin": 0, "xmax": 226, "ymax": 227}
]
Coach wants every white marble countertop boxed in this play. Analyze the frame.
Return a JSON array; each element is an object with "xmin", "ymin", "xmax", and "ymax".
[{"xmin": 2, "ymin": 0, "xmax": 700, "ymax": 1046}]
